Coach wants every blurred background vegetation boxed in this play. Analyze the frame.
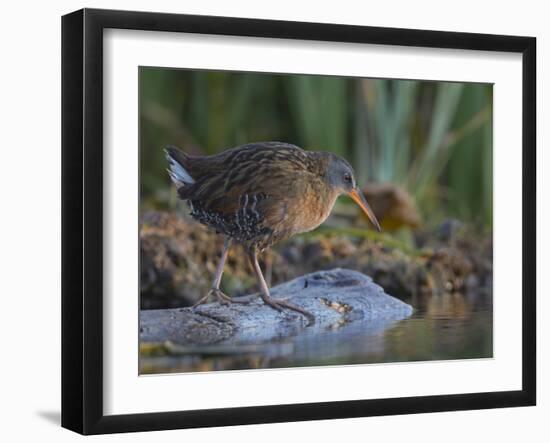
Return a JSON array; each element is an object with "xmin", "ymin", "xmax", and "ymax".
[{"xmin": 139, "ymin": 67, "xmax": 492, "ymax": 229}]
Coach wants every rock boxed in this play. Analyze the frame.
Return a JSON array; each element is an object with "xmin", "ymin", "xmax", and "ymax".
[{"xmin": 140, "ymin": 268, "xmax": 413, "ymax": 347}]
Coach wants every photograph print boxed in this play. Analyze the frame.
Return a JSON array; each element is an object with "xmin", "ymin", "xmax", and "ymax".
[{"xmin": 138, "ymin": 67, "xmax": 493, "ymax": 375}]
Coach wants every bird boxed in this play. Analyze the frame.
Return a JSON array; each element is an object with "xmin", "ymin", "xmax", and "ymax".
[{"xmin": 165, "ymin": 141, "xmax": 381, "ymax": 324}]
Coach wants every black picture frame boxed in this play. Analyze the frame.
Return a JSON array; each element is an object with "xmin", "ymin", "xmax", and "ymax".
[{"xmin": 61, "ymin": 8, "xmax": 536, "ymax": 435}]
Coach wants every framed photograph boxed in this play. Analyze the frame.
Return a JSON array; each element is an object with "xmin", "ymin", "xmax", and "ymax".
[{"xmin": 61, "ymin": 8, "xmax": 536, "ymax": 435}]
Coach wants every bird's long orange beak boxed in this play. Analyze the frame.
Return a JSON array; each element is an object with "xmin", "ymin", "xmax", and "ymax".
[{"xmin": 348, "ymin": 188, "xmax": 381, "ymax": 232}]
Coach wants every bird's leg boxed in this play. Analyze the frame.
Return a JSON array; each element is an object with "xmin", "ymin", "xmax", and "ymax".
[
  {"xmin": 249, "ymin": 250, "xmax": 315, "ymax": 325},
  {"xmin": 193, "ymin": 237, "xmax": 248, "ymax": 307},
  {"xmin": 263, "ymin": 250, "xmax": 273, "ymax": 287}
]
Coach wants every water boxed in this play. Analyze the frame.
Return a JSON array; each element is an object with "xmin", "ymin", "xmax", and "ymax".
[{"xmin": 140, "ymin": 291, "xmax": 492, "ymax": 374}]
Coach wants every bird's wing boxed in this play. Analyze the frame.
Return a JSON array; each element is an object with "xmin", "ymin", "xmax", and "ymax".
[{"xmin": 186, "ymin": 143, "xmax": 314, "ymax": 221}]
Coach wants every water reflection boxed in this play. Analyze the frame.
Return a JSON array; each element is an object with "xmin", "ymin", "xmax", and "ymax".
[{"xmin": 140, "ymin": 291, "xmax": 492, "ymax": 374}]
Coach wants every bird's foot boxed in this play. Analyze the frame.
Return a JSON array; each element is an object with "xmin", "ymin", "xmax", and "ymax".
[
  {"xmin": 193, "ymin": 288, "xmax": 250, "ymax": 307},
  {"xmin": 262, "ymin": 297, "xmax": 315, "ymax": 326}
]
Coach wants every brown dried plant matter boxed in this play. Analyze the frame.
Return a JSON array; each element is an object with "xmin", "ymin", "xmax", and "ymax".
[
  {"xmin": 140, "ymin": 211, "xmax": 492, "ymax": 313},
  {"xmin": 140, "ymin": 211, "xmax": 259, "ymax": 308}
]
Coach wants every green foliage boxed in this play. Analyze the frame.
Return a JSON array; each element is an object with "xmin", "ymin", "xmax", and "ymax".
[
  {"xmin": 286, "ymin": 76, "xmax": 348, "ymax": 155},
  {"xmin": 139, "ymin": 67, "xmax": 493, "ymax": 227}
]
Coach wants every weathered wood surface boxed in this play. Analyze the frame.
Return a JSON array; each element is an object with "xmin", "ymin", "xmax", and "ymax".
[{"xmin": 140, "ymin": 268, "xmax": 413, "ymax": 347}]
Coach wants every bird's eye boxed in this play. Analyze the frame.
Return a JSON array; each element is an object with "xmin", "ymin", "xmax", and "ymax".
[{"xmin": 343, "ymin": 173, "xmax": 352, "ymax": 183}]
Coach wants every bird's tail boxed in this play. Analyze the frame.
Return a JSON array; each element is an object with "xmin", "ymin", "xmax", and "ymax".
[{"xmin": 165, "ymin": 145, "xmax": 196, "ymax": 188}]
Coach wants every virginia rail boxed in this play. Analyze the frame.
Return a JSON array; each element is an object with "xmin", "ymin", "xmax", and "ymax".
[{"xmin": 166, "ymin": 141, "xmax": 381, "ymax": 324}]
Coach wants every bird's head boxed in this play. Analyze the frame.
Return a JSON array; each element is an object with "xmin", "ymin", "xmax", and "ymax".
[{"xmin": 325, "ymin": 153, "xmax": 381, "ymax": 232}]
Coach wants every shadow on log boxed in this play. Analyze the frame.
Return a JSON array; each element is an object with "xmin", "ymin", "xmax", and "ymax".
[{"xmin": 140, "ymin": 268, "xmax": 413, "ymax": 348}]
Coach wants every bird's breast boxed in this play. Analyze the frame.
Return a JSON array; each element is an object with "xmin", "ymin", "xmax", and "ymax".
[{"xmin": 283, "ymin": 188, "xmax": 338, "ymax": 235}]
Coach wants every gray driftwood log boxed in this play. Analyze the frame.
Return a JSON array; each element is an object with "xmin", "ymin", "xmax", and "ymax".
[{"xmin": 140, "ymin": 268, "xmax": 413, "ymax": 347}]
